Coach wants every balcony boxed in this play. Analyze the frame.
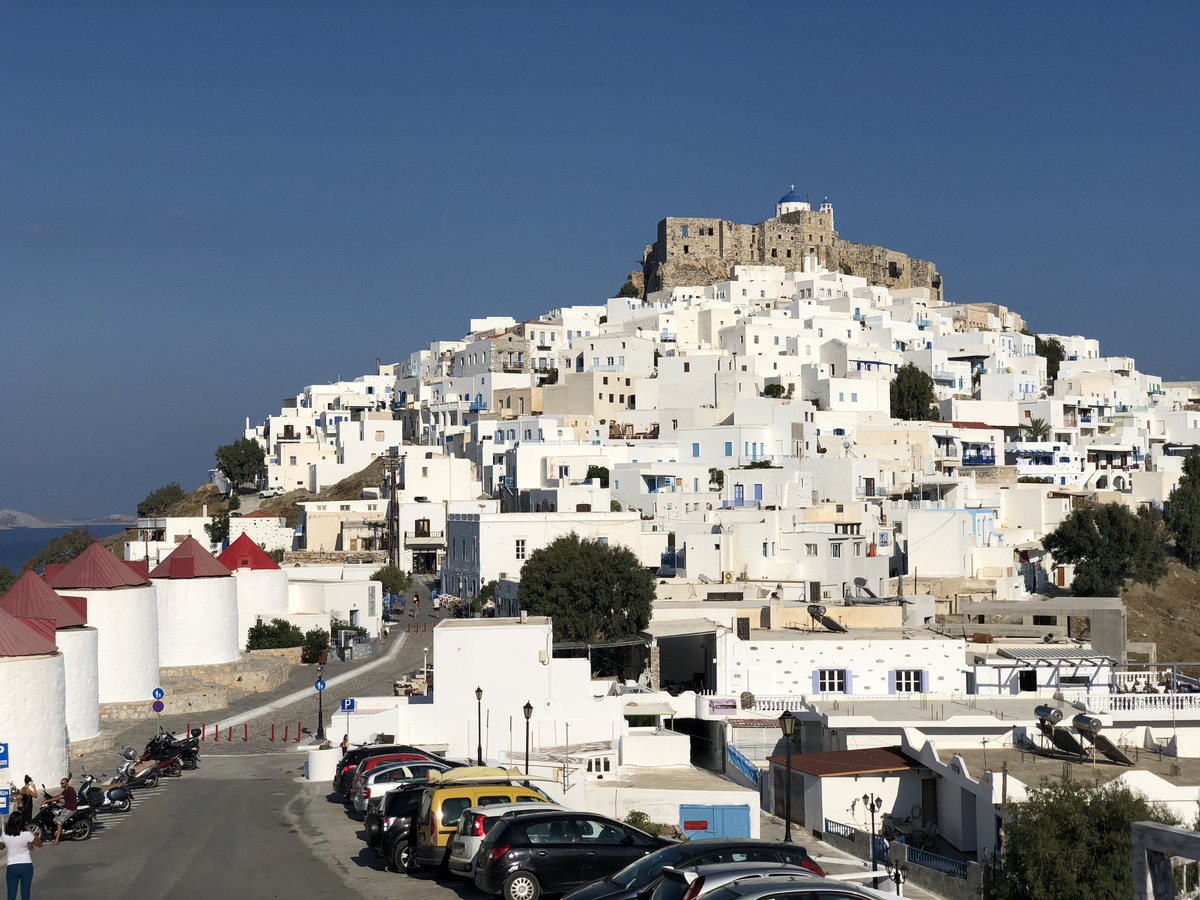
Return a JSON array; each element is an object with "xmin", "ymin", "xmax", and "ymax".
[
  {"xmin": 404, "ymin": 530, "xmax": 445, "ymax": 547},
  {"xmin": 660, "ymin": 332, "xmax": 678, "ymax": 342},
  {"xmin": 592, "ymin": 363, "xmax": 625, "ymax": 372},
  {"xmin": 469, "ymin": 399, "xmax": 490, "ymax": 412},
  {"xmin": 961, "ymin": 453, "xmax": 996, "ymax": 466}
]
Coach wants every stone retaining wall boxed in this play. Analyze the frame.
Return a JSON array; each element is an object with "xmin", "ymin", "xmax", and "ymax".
[{"xmin": 250, "ymin": 647, "xmax": 303, "ymax": 665}]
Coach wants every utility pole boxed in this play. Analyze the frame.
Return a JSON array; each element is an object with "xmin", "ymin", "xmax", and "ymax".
[{"xmin": 382, "ymin": 453, "xmax": 406, "ymax": 568}]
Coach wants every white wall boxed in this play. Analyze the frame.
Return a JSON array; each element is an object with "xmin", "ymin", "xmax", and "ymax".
[
  {"xmin": 58, "ymin": 626, "xmax": 99, "ymax": 741},
  {"xmin": 74, "ymin": 585, "xmax": 160, "ymax": 704},
  {"xmin": 154, "ymin": 577, "xmax": 240, "ymax": 667},
  {"xmin": 0, "ymin": 652, "xmax": 68, "ymax": 785}
]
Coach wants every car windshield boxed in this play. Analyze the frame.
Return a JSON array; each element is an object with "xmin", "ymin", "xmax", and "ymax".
[{"xmin": 611, "ymin": 847, "xmax": 690, "ymax": 887}]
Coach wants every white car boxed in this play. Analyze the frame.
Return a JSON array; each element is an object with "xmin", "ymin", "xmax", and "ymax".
[
  {"xmin": 447, "ymin": 801, "xmax": 562, "ymax": 877},
  {"xmin": 259, "ymin": 486, "xmax": 285, "ymax": 498}
]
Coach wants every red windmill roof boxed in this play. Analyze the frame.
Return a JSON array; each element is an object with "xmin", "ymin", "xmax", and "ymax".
[
  {"xmin": 149, "ymin": 536, "xmax": 232, "ymax": 580},
  {"xmin": 0, "ymin": 607, "xmax": 58, "ymax": 657},
  {"xmin": 217, "ymin": 533, "xmax": 282, "ymax": 571},
  {"xmin": 0, "ymin": 569, "xmax": 87, "ymax": 628},
  {"xmin": 45, "ymin": 541, "xmax": 150, "ymax": 590}
]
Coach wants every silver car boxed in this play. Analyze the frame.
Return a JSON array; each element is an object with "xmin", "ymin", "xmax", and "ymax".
[
  {"xmin": 693, "ymin": 875, "xmax": 889, "ymax": 900},
  {"xmin": 651, "ymin": 862, "xmax": 813, "ymax": 900},
  {"xmin": 352, "ymin": 761, "xmax": 446, "ymax": 815}
]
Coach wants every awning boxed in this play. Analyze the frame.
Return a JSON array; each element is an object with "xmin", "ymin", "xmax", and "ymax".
[{"xmin": 623, "ymin": 701, "xmax": 676, "ymax": 717}]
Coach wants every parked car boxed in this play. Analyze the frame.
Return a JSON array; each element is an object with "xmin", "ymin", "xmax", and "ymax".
[
  {"xmin": 562, "ymin": 840, "xmax": 825, "ymax": 900},
  {"xmin": 414, "ymin": 768, "xmax": 552, "ymax": 869},
  {"xmin": 346, "ymin": 751, "xmax": 442, "ymax": 801},
  {"xmin": 651, "ymin": 862, "xmax": 814, "ymax": 900},
  {"xmin": 367, "ymin": 784, "xmax": 428, "ymax": 867},
  {"xmin": 353, "ymin": 760, "xmax": 449, "ymax": 815},
  {"xmin": 334, "ymin": 744, "xmax": 419, "ymax": 795},
  {"xmin": 448, "ymin": 802, "xmax": 563, "ymax": 877},
  {"xmin": 259, "ymin": 486, "xmax": 285, "ymax": 498},
  {"xmin": 474, "ymin": 809, "xmax": 674, "ymax": 900},
  {"xmin": 688, "ymin": 875, "xmax": 885, "ymax": 900}
]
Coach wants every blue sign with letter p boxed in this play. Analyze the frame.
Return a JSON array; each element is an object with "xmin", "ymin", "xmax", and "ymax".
[{"xmin": 340, "ymin": 698, "xmax": 356, "ymax": 713}]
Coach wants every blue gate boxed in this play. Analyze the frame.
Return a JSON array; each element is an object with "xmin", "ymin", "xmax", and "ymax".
[{"xmin": 679, "ymin": 804, "xmax": 752, "ymax": 840}]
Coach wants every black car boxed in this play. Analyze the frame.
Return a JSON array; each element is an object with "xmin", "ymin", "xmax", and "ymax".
[
  {"xmin": 365, "ymin": 783, "xmax": 426, "ymax": 856},
  {"xmin": 561, "ymin": 840, "xmax": 825, "ymax": 900},
  {"xmin": 475, "ymin": 810, "xmax": 674, "ymax": 900},
  {"xmin": 376, "ymin": 785, "xmax": 430, "ymax": 871}
]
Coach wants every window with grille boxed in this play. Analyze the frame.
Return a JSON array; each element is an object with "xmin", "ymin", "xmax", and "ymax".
[
  {"xmin": 818, "ymin": 669, "xmax": 847, "ymax": 692},
  {"xmin": 894, "ymin": 669, "xmax": 923, "ymax": 693}
]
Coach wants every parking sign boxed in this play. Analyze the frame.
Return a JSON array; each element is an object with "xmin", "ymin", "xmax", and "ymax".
[
  {"xmin": 0, "ymin": 742, "xmax": 8, "ymax": 770},
  {"xmin": 340, "ymin": 698, "xmax": 355, "ymax": 713},
  {"xmin": 0, "ymin": 788, "xmax": 8, "ymax": 815}
]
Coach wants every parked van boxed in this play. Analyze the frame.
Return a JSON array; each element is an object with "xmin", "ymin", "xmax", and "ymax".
[{"xmin": 414, "ymin": 767, "xmax": 552, "ymax": 869}]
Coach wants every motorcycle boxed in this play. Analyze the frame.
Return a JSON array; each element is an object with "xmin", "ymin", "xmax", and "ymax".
[
  {"xmin": 31, "ymin": 791, "xmax": 94, "ymax": 842},
  {"xmin": 114, "ymin": 747, "xmax": 160, "ymax": 789},
  {"xmin": 78, "ymin": 772, "xmax": 133, "ymax": 813},
  {"xmin": 140, "ymin": 729, "xmax": 185, "ymax": 778},
  {"xmin": 157, "ymin": 727, "xmax": 201, "ymax": 770}
]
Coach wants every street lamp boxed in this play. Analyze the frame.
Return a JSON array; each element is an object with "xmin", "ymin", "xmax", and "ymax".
[
  {"xmin": 778, "ymin": 710, "xmax": 797, "ymax": 842},
  {"xmin": 523, "ymin": 701, "xmax": 534, "ymax": 782},
  {"xmin": 315, "ymin": 659, "xmax": 326, "ymax": 741},
  {"xmin": 476, "ymin": 687, "xmax": 484, "ymax": 765},
  {"xmin": 885, "ymin": 855, "xmax": 908, "ymax": 897},
  {"xmin": 863, "ymin": 793, "xmax": 884, "ymax": 888}
]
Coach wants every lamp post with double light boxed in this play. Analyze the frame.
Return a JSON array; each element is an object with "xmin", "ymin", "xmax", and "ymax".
[
  {"xmin": 778, "ymin": 710, "xmax": 796, "ymax": 842},
  {"xmin": 523, "ymin": 701, "xmax": 533, "ymax": 782},
  {"xmin": 475, "ymin": 687, "xmax": 484, "ymax": 765},
  {"xmin": 863, "ymin": 793, "xmax": 884, "ymax": 888}
]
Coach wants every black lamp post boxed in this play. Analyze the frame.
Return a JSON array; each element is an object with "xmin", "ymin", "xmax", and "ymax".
[
  {"xmin": 778, "ymin": 710, "xmax": 796, "ymax": 842},
  {"xmin": 885, "ymin": 855, "xmax": 908, "ymax": 897},
  {"xmin": 523, "ymin": 701, "xmax": 533, "ymax": 781},
  {"xmin": 863, "ymin": 793, "xmax": 884, "ymax": 888},
  {"xmin": 315, "ymin": 661, "xmax": 326, "ymax": 741},
  {"xmin": 475, "ymin": 686, "xmax": 484, "ymax": 765}
]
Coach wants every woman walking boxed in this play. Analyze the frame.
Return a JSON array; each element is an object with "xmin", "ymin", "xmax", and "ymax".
[
  {"xmin": 1, "ymin": 814, "xmax": 41, "ymax": 900},
  {"xmin": 16, "ymin": 779, "xmax": 36, "ymax": 830}
]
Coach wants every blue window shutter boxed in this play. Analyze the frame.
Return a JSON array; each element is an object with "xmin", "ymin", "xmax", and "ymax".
[
  {"xmin": 844, "ymin": 670, "xmax": 854, "ymax": 694},
  {"xmin": 811, "ymin": 672, "xmax": 821, "ymax": 694},
  {"xmin": 887, "ymin": 671, "xmax": 897, "ymax": 695},
  {"xmin": 921, "ymin": 671, "xmax": 928, "ymax": 693}
]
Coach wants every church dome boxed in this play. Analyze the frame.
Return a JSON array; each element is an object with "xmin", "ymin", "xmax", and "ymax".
[{"xmin": 779, "ymin": 187, "xmax": 805, "ymax": 205}]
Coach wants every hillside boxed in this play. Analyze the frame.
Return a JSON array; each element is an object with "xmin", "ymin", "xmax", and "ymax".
[{"xmin": 1124, "ymin": 558, "xmax": 1200, "ymax": 668}]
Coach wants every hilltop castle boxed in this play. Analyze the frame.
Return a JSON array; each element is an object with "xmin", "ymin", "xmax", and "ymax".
[{"xmin": 638, "ymin": 186, "xmax": 942, "ymax": 300}]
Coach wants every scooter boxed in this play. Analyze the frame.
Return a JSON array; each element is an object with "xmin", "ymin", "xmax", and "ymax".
[
  {"xmin": 140, "ymin": 730, "xmax": 184, "ymax": 778},
  {"xmin": 78, "ymin": 773, "xmax": 133, "ymax": 813},
  {"xmin": 114, "ymin": 747, "xmax": 160, "ymax": 789},
  {"xmin": 156, "ymin": 727, "xmax": 202, "ymax": 770},
  {"xmin": 31, "ymin": 791, "xmax": 94, "ymax": 842}
]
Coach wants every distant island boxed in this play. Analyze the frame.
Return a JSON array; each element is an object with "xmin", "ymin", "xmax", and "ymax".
[{"xmin": 0, "ymin": 509, "xmax": 136, "ymax": 530}]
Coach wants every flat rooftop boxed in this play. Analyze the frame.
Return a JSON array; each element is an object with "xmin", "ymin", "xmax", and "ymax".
[
  {"xmin": 954, "ymin": 746, "xmax": 1200, "ymax": 790},
  {"xmin": 435, "ymin": 616, "xmax": 551, "ymax": 628}
]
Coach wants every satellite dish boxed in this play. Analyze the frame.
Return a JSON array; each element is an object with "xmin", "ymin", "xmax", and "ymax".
[{"xmin": 843, "ymin": 440, "xmax": 851, "ymax": 449}]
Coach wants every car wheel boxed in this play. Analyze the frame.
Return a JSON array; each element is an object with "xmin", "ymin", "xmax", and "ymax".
[
  {"xmin": 503, "ymin": 871, "xmax": 541, "ymax": 900},
  {"xmin": 393, "ymin": 843, "xmax": 412, "ymax": 872}
]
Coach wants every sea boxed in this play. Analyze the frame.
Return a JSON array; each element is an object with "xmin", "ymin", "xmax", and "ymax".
[{"xmin": 0, "ymin": 525, "xmax": 130, "ymax": 572}]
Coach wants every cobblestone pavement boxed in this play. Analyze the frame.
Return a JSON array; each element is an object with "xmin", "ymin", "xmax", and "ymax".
[{"xmin": 76, "ymin": 578, "xmax": 443, "ymax": 775}]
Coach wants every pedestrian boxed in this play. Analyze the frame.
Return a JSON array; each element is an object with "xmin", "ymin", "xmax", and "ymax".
[
  {"xmin": 43, "ymin": 778, "xmax": 77, "ymax": 845},
  {"xmin": 413, "ymin": 596, "xmax": 421, "ymax": 616},
  {"xmin": 432, "ymin": 595, "xmax": 441, "ymax": 619},
  {"xmin": 1, "ymin": 813, "xmax": 41, "ymax": 900},
  {"xmin": 17, "ymin": 778, "xmax": 36, "ymax": 830},
  {"xmin": 339, "ymin": 734, "xmax": 349, "ymax": 755}
]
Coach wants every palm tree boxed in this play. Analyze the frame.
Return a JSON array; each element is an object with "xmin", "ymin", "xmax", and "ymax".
[{"xmin": 1022, "ymin": 417, "xmax": 1050, "ymax": 442}]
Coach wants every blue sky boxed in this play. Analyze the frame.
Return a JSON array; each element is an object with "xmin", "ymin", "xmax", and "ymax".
[{"xmin": 3, "ymin": 2, "xmax": 1198, "ymax": 519}]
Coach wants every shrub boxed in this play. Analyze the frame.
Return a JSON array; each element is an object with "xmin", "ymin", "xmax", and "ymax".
[
  {"xmin": 246, "ymin": 618, "xmax": 304, "ymax": 650},
  {"xmin": 301, "ymin": 628, "xmax": 330, "ymax": 664},
  {"xmin": 623, "ymin": 810, "xmax": 668, "ymax": 836},
  {"xmin": 329, "ymin": 617, "xmax": 367, "ymax": 638}
]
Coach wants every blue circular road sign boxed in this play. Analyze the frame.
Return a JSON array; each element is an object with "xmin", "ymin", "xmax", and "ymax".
[
  {"xmin": 152, "ymin": 700, "xmax": 165, "ymax": 713},
  {"xmin": 152, "ymin": 688, "xmax": 165, "ymax": 701},
  {"xmin": 315, "ymin": 680, "xmax": 327, "ymax": 692}
]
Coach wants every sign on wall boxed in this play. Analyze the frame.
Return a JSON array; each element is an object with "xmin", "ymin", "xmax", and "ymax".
[{"xmin": 708, "ymin": 698, "xmax": 737, "ymax": 715}]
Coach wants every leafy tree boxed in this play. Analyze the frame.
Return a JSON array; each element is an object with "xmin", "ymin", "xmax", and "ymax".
[
  {"xmin": 23, "ymin": 527, "xmax": 94, "ymax": 573},
  {"xmin": 763, "ymin": 383, "xmax": 786, "ymax": 398},
  {"xmin": 371, "ymin": 565, "xmax": 413, "ymax": 596},
  {"xmin": 301, "ymin": 627, "xmax": 330, "ymax": 664},
  {"xmin": 267, "ymin": 548, "xmax": 286, "ymax": 564},
  {"xmin": 744, "ymin": 460, "xmax": 777, "ymax": 469},
  {"xmin": 1042, "ymin": 502, "xmax": 1167, "ymax": 595},
  {"xmin": 586, "ymin": 465, "xmax": 610, "ymax": 488},
  {"xmin": 215, "ymin": 437, "xmax": 266, "ymax": 488},
  {"xmin": 0, "ymin": 565, "xmax": 15, "ymax": 595},
  {"xmin": 1021, "ymin": 417, "xmax": 1049, "ymax": 442},
  {"xmin": 610, "ymin": 500, "xmax": 622, "ymax": 512},
  {"xmin": 1034, "ymin": 334, "xmax": 1066, "ymax": 382},
  {"xmin": 1167, "ymin": 452, "xmax": 1200, "ymax": 568},
  {"xmin": 246, "ymin": 617, "xmax": 304, "ymax": 650},
  {"xmin": 517, "ymin": 533, "xmax": 654, "ymax": 643},
  {"xmin": 227, "ymin": 491, "xmax": 241, "ymax": 512},
  {"xmin": 617, "ymin": 280, "xmax": 640, "ymax": 299},
  {"xmin": 137, "ymin": 482, "xmax": 185, "ymax": 517},
  {"xmin": 988, "ymin": 778, "xmax": 1175, "ymax": 900},
  {"xmin": 708, "ymin": 468, "xmax": 725, "ymax": 491},
  {"xmin": 205, "ymin": 512, "xmax": 231, "ymax": 547},
  {"xmin": 890, "ymin": 364, "xmax": 937, "ymax": 421},
  {"xmin": 475, "ymin": 579, "xmax": 497, "ymax": 614}
]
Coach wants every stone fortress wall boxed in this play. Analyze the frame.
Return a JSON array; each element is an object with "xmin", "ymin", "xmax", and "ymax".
[{"xmin": 640, "ymin": 195, "xmax": 942, "ymax": 301}]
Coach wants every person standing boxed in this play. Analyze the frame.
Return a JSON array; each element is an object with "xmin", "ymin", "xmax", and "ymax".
[
  {"xmin": 16, "ymin": 779, "xmax": 36, "ymax": 830},
  {"xmin": 1, "ymin": 814, "xmax": 41, "ymax": 900}
]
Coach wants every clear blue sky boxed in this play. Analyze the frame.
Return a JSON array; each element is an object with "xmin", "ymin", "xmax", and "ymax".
[{"xmin": 3, "ymin": 2, "xmax": 1197, "ymax": 519}]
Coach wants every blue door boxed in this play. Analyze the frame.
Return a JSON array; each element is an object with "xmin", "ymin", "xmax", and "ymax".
[
  {"xmin": 753, "ymin": 484, "xmax": 763, "ymax": 504},
  {"xmin": 733, "ymin": 484, "xmax": 744, "ymax": 507},
  {"xmin": 679, "ymin": 805, "xmax": 752, "ymax": 840}
]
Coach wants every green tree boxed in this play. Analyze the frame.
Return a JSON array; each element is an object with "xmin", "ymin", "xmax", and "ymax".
[
  {"xmin": 23, "ymin": 527, "xmax": 95, "ymax": 572},
  {"xmin": 586, "ymin": 465, "xmax": 610, "ymax": 488},
  {"xmin": 371, "ymin": 565, "xmax": 413, "ymax": 596},
  {"xmin": 1034, "ymin": 334, "xmax": 1066, "ymax": 382},
  {"xmin": 617, "ymin": 280, "xmax": 640, "ymax": 299},
  {"xmin": 205, "ymin": 512, "xmax": 231, "ymax": 547},
  {"xmin": 215, "ymin": 438, "xmax": 266, "ymax": 488},
  {"xmin": 0, "ymin": 565, "xmax": 15, "ymax": 595},
  {"xmin": 763, "ymin": 383, "xmax": 786, "ymax": 398},
  {"xmin": 137, "ymin": 482, "xmax": 185, "ymax": 517},
  {"xmin": 890, "ymin": 364, "xmax": 938, "ymax": 421},
  {"xmin": 1021, "ymin": 417, "xmax": 1049, "ymax": 442},
  {"xmin": 708, "ymin": 468, "xmax": 725, "ymax": 491},
  {"xmin": 1167, "ymin": 452, "xmax": 1200, "ymax": 568},
  {"xmin": 301, "ymin": 627, "xmax": 329, "ymax": 664},
  {"xmin": 517, "ymin": 533, "xmax": 654, "ymax": 642},
  {"xmin": 988, "ymin": 778, "xmax": 1175, "ymax": 900},
  {"xmin": 1042, "ymin": 502, "xmax": 1167, "ymax": 595},
  {"xmin": 475, "ymin": 579, "xmax": 498, "ymax": 614}
]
